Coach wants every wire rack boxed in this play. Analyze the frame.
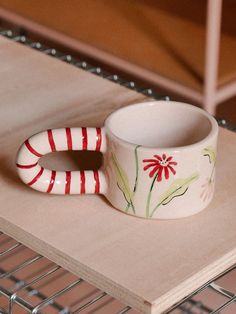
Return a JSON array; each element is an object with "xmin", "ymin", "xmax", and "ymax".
[
  {"xmin": 0, "ymin": 27, "xmax": 236, "ymax": 314},
  {"xmin": 0, "ymin": 233, "xmax": 236, "ymax": 314}
]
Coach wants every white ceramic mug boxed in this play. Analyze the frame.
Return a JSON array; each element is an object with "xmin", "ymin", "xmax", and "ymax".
[{"xmin": 16, "ymin": 101, "xmax": 218, "ymax": 219}]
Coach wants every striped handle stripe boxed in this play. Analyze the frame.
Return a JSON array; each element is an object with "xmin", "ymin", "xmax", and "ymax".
[
  {"xmin": 16, "ymin": 162, "xmax": 38, "ymax": 169},
  {"xmin": 82, "ymin": 127, "xmax": 88, "ymax": 150},
  {"xmin": 80, "ymin": 170, "xmax": 86, "ymax": 194},
  {"xmin": 66, "ymin": 127, "xmax": 73, "ymax": 151},
  {"xmin": 25, "ymin": 139, "xmax": 42, "ymax": 157},
  {"xmin": 48, "ymin": 129, "xmax": 56, "ymax": 152},
  {"xmin": 93, "ymin": 170, "xmax": 100, "ymax": 193},
  {"xmin": 23, "ymin": 127, "xmax": 103, "ymax": 157},
  {"xmin": 28, "ymin": 167, "xmax": 44, "ymax": 186},
  {"xmin": 47, "ymin": 170, "xmax": 56, "ymax": 193},
  {"xmin": 95, "ymin": 128, "xmax": 102, "ymax": 151},
  {"xmin": 19, "ymin": 168, "xmax": 101, "ymax": 194},
  {"xmin": 65, "ymin": 171, "xmax": 71, "ymax": 194},
  {"xmin": 16, "ymin": 127, "xmax": 106, "ymax": 195}
]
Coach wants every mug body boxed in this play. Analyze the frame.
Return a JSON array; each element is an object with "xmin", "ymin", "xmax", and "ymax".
[{"xmin": 103, "ymin": 101, "xmax": 218, "ymax": 219}]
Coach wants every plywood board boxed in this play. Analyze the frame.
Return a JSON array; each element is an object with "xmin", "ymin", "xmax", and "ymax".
[{"xmin": 0, "ymin": 37, "xmax": 236, "ymax": 314}]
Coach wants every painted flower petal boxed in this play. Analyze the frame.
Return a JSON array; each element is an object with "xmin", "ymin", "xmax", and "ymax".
[
  {"xmin": 143, "ymin": 163, "xmax": 158, "ymax": 171},
  {"xmin": 169, "ymin": 161, "xmax": 177, "ymax": 166},
  {"xmin": 167, "ymin": 156, "xmax": 173, "ymax": 161},
  {"xmin": 149, "ymin": 165, "xmax": 160, "ymax": 178},
  {"xmin": 167, "ymin": 165, "xmax": 176, "ymax": 175},
  {"xmin": 164, "ymin": 166, "xmax": 169, "ymax": 179},
  {"xmin": 162, "ymin": 153, "xmax": 166, "ymax": 160},
  {"xmin": 154, "ymin": 155, "xmax": 162, "ymax": 161},
  {"xmin": 143, "ymin": 159, "xmax": 158, "ymax": 163},
  {"xmin": 157, "ymin": 167, "xmax": 163, "ymax": 181}
]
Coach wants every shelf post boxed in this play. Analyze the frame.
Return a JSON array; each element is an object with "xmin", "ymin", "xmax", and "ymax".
[{"xmin": 204, "ymin": 0, "xmax": 223, "ymax": 114}]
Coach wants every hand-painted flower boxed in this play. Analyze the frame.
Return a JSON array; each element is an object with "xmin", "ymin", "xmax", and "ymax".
[{"xmin": 143, "ymin": 154, "xmax": 177, "ymax": 182}]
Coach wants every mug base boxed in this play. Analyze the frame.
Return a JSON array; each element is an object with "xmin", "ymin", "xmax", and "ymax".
[{"xmin": 110, "ymin": 197, "xmax": 214, "ymax": 220}]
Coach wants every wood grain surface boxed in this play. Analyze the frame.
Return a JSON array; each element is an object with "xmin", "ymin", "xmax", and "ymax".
[{"xmin": 0, "ymin": 36, "xmax": 236, "ymax": 314}]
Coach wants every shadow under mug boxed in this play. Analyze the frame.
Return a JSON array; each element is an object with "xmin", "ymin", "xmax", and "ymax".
[{"xmin": 16, "ymin": 101, "xmax": 218, "ymax": 219}]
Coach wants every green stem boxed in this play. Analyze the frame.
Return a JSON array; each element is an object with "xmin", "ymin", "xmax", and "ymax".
[
  {"xmin": 150, "ymin": 203, "xmax": 162, "ymax": 218},
  {"xmin": 126, "ymin": 145, "xmax": 141, "ymax": 213},
  {"xmin": 129, "ymin": 200, "xmax": 135, "ymax": 213},
  {"xmin": 146, "ymin": 173, "xmax": 158, "ymax": 218},
  {"xmin": 133, "ymin": 145, "xmax": 141, "ymax": 193},
  {"xmin": 125, "ymin": 203, "xmax": 130, "ymax": 212},
  {"xmin": 124, "ymin": 200, "xmax": 135, "ymax": 213},
  {"xmin": 117, "ymin": 183, "xmax": 135, "ymax": 213},
  {"xmin": 209, "ymin": 161, "xmax": 216, "ymax": 182}
]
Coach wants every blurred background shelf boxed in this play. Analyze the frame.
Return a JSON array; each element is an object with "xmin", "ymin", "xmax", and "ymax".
[{"xmin": 0, "ymin": 0, "xmax": 236, "ymax": 117}]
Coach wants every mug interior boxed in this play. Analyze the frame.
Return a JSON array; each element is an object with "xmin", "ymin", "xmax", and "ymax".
[{"xmin": 105, "ymin": 101, "xmax": 214, "ymax": 148}]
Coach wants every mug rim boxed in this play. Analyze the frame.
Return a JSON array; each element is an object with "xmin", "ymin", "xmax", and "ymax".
[{"xmin": 104, "ymin": 101, "xmax": 218, "ymax": 151}]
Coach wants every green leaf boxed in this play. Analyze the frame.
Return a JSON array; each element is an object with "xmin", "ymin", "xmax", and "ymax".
[
  {"xmin": 111, "ymin": 153, "xmax": 134, "ymax": 209},
  {"xmin": 202, "ymin": 146, "xmax": 216, "ymax": 164},
  {"xmin": 158, "ymin": 172, "xmax": 199, "ymax": 206}
]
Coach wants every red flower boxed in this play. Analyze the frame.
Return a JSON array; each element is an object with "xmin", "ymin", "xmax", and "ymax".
[{"xmin": 143, "ymin": 154, "xmax": 177, "ymax": 182}]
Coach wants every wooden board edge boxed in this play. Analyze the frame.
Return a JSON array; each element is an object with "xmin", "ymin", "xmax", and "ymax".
[
  {"xmin": 0, "ymin": 217, "xmax": 152, "ymax": 314},
  {"xmin": 150, "ymin": 249, "xmax": 236, "ymax": 313}
]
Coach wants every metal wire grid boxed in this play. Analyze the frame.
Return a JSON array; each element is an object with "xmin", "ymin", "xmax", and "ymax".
[
  {"xmin": 166, "ymin": 264, "xmax": 236, "ymax": 314},
  {"xmin": 0, "ymin": 233, "xmax": 236, "ymax": 314},
  {"xmin": 0, "ymin": 233, "xmax": 133, "ymax": 314},
  {"xmin": 0, "ymin": 27, "xmax": 236, "ymax": 314}
]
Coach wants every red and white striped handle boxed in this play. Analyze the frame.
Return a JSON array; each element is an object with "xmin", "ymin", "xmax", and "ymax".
[{"xmin": 16, "ymin": 127, "xmax": 107, "ymax": 195}]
